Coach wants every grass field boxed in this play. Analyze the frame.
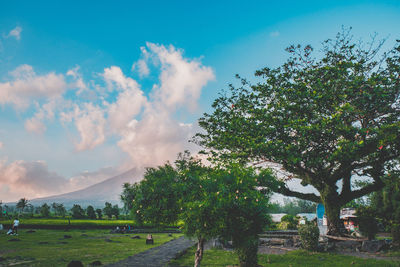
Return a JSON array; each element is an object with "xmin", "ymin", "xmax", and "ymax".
[
  {"xmin": 0, "ymin": 229, "xmax": 180, "ymax": 266},
  {"xmin": 169, "ymin": 247, "xmax": 400, "ymax": 267},
  {"xmin": 0, "ymin": 218, "xmax": 135, "ymax": 228}
]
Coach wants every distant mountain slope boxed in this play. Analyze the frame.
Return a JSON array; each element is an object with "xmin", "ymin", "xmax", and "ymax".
[{"xmin": 29, "ymin": 168, "xmax": 143, "ymax": 208}]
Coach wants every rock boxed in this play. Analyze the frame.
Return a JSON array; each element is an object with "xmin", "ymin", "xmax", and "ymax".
[
  {"xmin": 64, "ymin": 235, "xmax": 72, "ymax": 239},
  {"xmin": 81, "ymin": 234, "xmax": 88, "ymax": 237},
  {"xmin": 8, "ymin": 238, "xmax": 20, "ymax": 242},
  {"xmin": 105, "ymin": 238, "xmax": 113, "ymax": 242},
  {"xmin": 0, "ymin": 257, "xmax": 5, "ymax": 262},
  {"xmin": 334, "ymin": 241, "xmax": 360, "ymax": 251},
  {"xmin": 284, "ymin": 238, "xmax": 294, "ymax": 247},
  {"xmin": 131, "ymin": 235, "xmax": 141, "ymax": 239},
  {"xmin": 168, "ymin": 233, "xmax": 173, "ymax": 237},
  {"xmin": 67, "ymin": 260, "xmax": 84, "ymax": 267},
  {"xmin": 361, "ymin": 240, "xmax": 387, "ymax": 253},
  {"xmin": 90, "ymin": 260, "xmax": 102, "ymax": 266}
]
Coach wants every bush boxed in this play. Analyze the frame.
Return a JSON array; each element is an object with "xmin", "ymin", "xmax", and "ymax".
[
  {"xmin": 298, "ymin": 224, "xmax": 319, "ymax": 251},
  {"xmin": 278, "ymin": 214, "xmax": 299, "ymax": 230},
  {"xmin": 357, "ymin": 207, "xmax": 378, "ymax": 240},
  {"xmin": 392, "ymin": 223, "xmax": 400, "ymax": 246}
]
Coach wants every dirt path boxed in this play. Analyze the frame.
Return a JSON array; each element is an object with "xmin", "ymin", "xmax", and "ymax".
[{"xmin": 105, "ymin": 236, "xmax": 196, "ymax": 267}]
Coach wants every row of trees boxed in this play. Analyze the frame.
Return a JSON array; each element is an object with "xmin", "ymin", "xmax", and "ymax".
[{"xmin": 0, "ymin": 199, "xmax": 120, "ymax": 220}]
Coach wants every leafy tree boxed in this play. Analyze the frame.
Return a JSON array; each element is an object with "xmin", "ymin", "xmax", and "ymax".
[
  {"xmin": 195, "ymin": 29, "xmax": 400, "ymax": 235},
  {"xmin": 111, "ymin": 204, "xmax": 120, "ymax": 220},
  {"xmin": 71, "ymin": 204, "xmax": 85, "ymax": 219},
  {"xmin": 16, "ymin": 198, "xmax": 29, "ymax": 213},
  {"xmin": 40, "ymin": 203, "xmax": 51, "ymax": 218},
  {"xmin": 95, "ymin": 208, "xmax": 103, "ymax": 219},
  {"xmin": 103, "ymin": 202, "xmax": 113, "ymax": 219},
  {"xmin": 86, "ymin": 205, "xmax": 96, "ymax": 219},
  {"xmin": 121, "ymin": 183, "xmax": 139, "ymax": 214},
  {"xmin": 51, "ymin": 202, "xmax": 66, "ymax": 217},
  {"xmin": 131, "ymin": 163, "xmax": 182, "ymax": 226},
  {"xmin": 0, "ymin": 200, "xmax": 3, "ymax": 218}
]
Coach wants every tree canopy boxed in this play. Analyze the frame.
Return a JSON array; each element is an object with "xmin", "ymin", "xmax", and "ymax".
[{"xmin": 195, "ymin": 29, "xmax": 400, "ymax": 235}]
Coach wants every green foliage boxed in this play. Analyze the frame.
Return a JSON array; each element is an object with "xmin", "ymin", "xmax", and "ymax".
[
  {"xmin": 298, "ymin": 224, "xmax": 320, "ymax": 251},
  {"xmin": 52, "ymin": 202, "xmax": 66, "ymax": 217},
  {"xmin": 112, "ymin": 204, "xmax": 120, "ymax": 219},
  {"xmin": 278, "ymin": 214, "xmax": 299, "ymax": 230},
  {"xmin": 269, "ymin": 199, "xmax": 316, "ymax": 215},
  {"xmin": 16, "ymin": 198, "xmax": 29, "ymax": 213},
  {"xmin": 103, "ymin": 202, "xmax": 113, "ymax": 219},
  {"xmin": 391, "ymin": 223, "xmax": 400, "ymax": 246},
  {"xmin": 129, "ymin": 163, "xmax": 183, "ymax": 226},
  {"xmin": 40, "ymin": 203, "xmax": 51, "ymax": 218},
  {"xmin": 356, "ymin": 206, "xmax": 378, "ymax": 240},
  {"xmin": 86, "ymin": 205, "xmax": 96, "ymax": 219},
  {"xmin": 96, "ymin": 208, "xmax": 103, "ymax": 219},
  {"xmin": 71, "ymin": 204, "xmax": 85, "ymax": 219},
  {"xmin": 195, "ymin": 28, "xmax": 400, "ymax": 235}
]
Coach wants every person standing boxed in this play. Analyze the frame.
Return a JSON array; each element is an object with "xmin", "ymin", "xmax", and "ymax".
[{"xmin": 12, "ymin": 217, "xmax": 20, "ymax": 235}]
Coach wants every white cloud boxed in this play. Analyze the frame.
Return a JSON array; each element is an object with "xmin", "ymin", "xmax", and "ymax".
[
  {"xmin": 146, "ymin": 42, "xmax": 215, "ymax": 111},
  {"xmin": 0, "ymin": 64, "xmax": 66, "ymax": 110},
  {"xmin": 25, "ymin": 117, "xmax": 46, "ymax": 134},
  {"xmin": 0, "ymin": 159, "xmax": 70, "ymax": 201},
  {"xmin": 109, "ymin": 43, "xmax": 214, "ymax": 168},
  {"xmin": 0, "ymin": 142, "xmax": 3, "ymax": 149},
  {"xmin": 270, "ymin": 31, "xmax": 280, "ymax": 37},
  {"xmin": 71, "ymin": 103, "xmax": 106, "ymax": 151},
  {"xmin": 132, "ymin": 59, "xmax": 150, "ymax": 77},
  {"xmin": 7, "ymin": 26, "xmax": 22, "ymax": 40},
  {"xmin": 67, "ymin": 66, "xmax": 88, "ymax": 95}
]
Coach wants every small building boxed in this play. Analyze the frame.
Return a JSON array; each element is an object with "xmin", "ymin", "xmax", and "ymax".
[
  {"xmin": 340, "ymin": 208, "xmax": 359, "ymax": 232},
  {"xmin": 270, "ymin": 213, "xmax": 287, "ymax": 223},
  {"xmin": 297, "ymin": 213, "xmax": 317, "ymax": 224}
]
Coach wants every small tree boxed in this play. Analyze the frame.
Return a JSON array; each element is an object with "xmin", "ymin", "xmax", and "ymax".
[
  {"xmin": 103, "ymin": 202, "xmax": 113, "ymax": 219},
  {"xmin": 40, "ymin": 203, "xmax": 51, "ymax": 218},
  {"xmin": 86, "ymin": 205, "xmax": 96, "ymax": 219},
  {"xmin": 299, "ymin": 224, "xmax": 320, "ymax": 251},
  {"xmin": 112, "ymin": 205, "xmax": 120, "ymax": 220},
  {"xmin": 71, "ymin": 204, "xmax": 85, "ymax": 219},
  {"xmin": 16, "ymin": 198, "xmax": 29, "ymax": 213},
  {"xmin": 96, "ymin": 208, "xmax": 103, "ymax": 219}
]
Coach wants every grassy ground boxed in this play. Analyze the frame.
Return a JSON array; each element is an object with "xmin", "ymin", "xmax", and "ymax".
[
  {"xmin": 0, "ymin": 218, "xmax": 135, "ymax": 228},
  {"xmin": 0, "ymin": 229, "xmax": 180, "ymax": 266},
  {"xmin": 169, "ymin": 247, "xmax": 400, "ymax": 267}
]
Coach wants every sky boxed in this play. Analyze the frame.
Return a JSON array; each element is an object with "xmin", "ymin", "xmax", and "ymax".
[{"xmin": 1, "ymin": 0, "xmax": 400, "ymax": 202}]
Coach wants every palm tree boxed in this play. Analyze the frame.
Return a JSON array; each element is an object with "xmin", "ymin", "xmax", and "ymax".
[{"xmin": 16, "ymin": 198, "xmax": 29, "ymax": 213}]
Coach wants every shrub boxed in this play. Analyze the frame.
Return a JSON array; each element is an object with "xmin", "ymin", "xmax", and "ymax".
[
  {"xmin": 278, "ymin": 214, "xmax": 299, "ymax": 230},
  {"xmin": 298, "ymin": 224, "xmax": 319, "ymax": 251},
  {"xmin": 356, "ymin": 207, "xmax": 378, "ymax": 240},
  {"xmin": 392, "ymin": 223, "xmax": 400, "ymax": 246}
]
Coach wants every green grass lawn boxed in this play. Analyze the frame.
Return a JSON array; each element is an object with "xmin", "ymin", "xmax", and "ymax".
[
  {"xmin": 0, "ymin": 218, "xmax": 135, "ymax": 228},
  {"xmin": 0, "ymin": 229, "xmax": 180, "ymax": 266},
  {"xmin": 169, "ymin": 247, "xmax": 400, "ymax": 267}
]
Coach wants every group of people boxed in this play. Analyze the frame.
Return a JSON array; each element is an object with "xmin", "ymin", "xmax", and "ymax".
[
  {"xmin": 112, "ymin": 224, "xmax": 133, "ymax": 234},
  {"xmin": 1, "ymin": 218, "xmax": 20, "ymax": 235}
]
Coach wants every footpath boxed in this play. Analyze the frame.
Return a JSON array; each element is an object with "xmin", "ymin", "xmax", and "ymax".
[{"xmin": 105, "ymin": 236, "xmax": 196, "ymax": 267}]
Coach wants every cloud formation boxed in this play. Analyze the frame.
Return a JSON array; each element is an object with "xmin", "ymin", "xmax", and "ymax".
[
  {"xmin": 0, "ymin": 64, "xmax": 66, "ymax": 110},
  {"xmin": 7, "ymin": 26, "xmax": 22, "ymax": 40}
]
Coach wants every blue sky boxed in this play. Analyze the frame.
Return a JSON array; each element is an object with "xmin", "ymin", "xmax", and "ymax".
[{"xmin": 0, "ymin": 1, "xmax": 400, "ymax": 201}]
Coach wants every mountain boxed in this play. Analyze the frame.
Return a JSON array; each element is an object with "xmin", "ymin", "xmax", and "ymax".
[{"xmin": 28, "ymin": 168, "xmax": 143, "ymax": 208}]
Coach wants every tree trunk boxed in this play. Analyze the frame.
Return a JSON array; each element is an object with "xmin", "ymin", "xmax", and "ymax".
[
  {"xmin": 194, "ymin": 238, "xmax": 205, "ymax": 267},
  {"xmin": 322, "ymin": 196, "xmax": 342, "ymax": 236}
]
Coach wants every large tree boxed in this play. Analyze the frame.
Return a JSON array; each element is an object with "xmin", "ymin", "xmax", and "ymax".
[
  {"xmin": 195, "ymin": 29, "xmax": 400, "ymax": 235},
  {"xmin": 16, "ymin": 198, "xmax": 29, "ymax": 213}
]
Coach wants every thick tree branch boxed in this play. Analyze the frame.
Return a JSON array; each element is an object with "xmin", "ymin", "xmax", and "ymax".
[
  {"xmin": 339, "ymin": 179, "xmax": 384, "ymax": 205},
  {"xmin": 276, "ymin": 184, "xmax": 320, "ymax": 203}
]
